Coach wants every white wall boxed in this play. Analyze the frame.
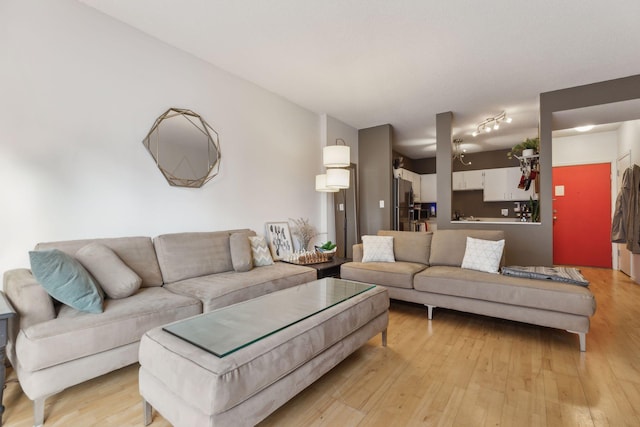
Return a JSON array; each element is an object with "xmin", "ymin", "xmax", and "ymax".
[
  {"xmin": 0, "ymin": 0, "xmax": 323, "ymax": 277},
  {"xmin": 617, "ymin": 119, "xmax": 640, "ymax": 281},
  {"xmin": 552, "ymin": 131, "xmax": 618, "ymax": 166},
  {"xmin": 618, "ymin": 119, "xmax": 640, "ymax": 165}
]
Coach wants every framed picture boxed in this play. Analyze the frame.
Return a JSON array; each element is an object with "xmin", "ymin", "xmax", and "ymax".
[{"xmin": 265, "ymin": 222, "xmax": 294, "ymax": 260}]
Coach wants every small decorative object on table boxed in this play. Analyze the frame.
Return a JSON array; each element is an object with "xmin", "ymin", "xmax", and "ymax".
[
  {"xmin": 288, "ymin": 218, "xmax": 318, "ymax": 251},
  {"xmin": 285, "ymin": 250, "xmax": 332, "ymax": 265},
  {"xmin": 315, "ymin": 241, "xmax": 337, "ymax": 260}
]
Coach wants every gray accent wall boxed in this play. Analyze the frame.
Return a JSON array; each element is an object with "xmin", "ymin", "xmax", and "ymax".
[{"xmin": 358, "ymin": 124, "xmax": 393, "ymax": 236}]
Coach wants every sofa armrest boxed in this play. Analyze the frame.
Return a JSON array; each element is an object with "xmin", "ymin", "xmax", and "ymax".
[
  {"xmin": 3, "ymin": 269, "xmax": 56, "ymax": 331},
  {"xmin": 352, "ymin": 244, "xmax": 363, "ymax": 262}
]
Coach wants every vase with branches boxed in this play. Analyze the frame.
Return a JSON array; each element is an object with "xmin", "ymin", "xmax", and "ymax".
[{"xmin": 289, "ymin": 218, "xmax": 318, "ymax": 251}]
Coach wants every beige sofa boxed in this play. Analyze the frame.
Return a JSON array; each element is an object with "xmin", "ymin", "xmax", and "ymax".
[
  {"xmin": 341, "ymin": 229, "xmax": 596, "ymax": 352},
  {"xmin": 2, "ymin": 229, "xmax": 315, "ymax": 427}
]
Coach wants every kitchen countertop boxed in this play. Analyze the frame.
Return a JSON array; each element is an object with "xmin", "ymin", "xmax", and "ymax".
[{"xmin": 451, "ymin": 217, "xmax": 541, "ymax": 224}]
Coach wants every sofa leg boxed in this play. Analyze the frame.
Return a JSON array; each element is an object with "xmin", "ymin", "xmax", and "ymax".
[
  {"xmin": 567, "ymin": 330, "xmax": 586, "ymax": 352},
  {"xmin": 143, "ymin": 399, "xmax": 153, "ymax": 426},
  {"xmin": 33, "ymin": 397, "xmax": 45, "ymax": 427},
  {"xmin": 425, "ymin": 305, "xmax": 435, "ymax": 320},
  {"xmin": 381, "ymin": 329, "xmax": 387, "ymax": 347}
]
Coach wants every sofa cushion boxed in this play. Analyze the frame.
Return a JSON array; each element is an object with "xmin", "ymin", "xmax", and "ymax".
[
  {"xmin": 29, "ymin": 249, "xmax": 104, "ymax": 314},
  {"xmin": 461, "ymin": 237, "xmax": 505, "ymax": 274},
  {"xmin": 249, "ymin": 236, "xmax": 274, "ymax": 267},
  {"xmin": 154, "ymin": 230, "xmax": 252, "ymax": 284},
  {"xmin": 362, "ymin": 236, "xmax": 395, "ymax": 263},
  {"xmin": 413, "ymin": 266, "xmax": 596, "ymax": 316},
  {"xmin": 164, "ymin": 263, "xmax": 316, "ymax": 312},
  {"xmin": 429, "ymin": 229, "xmax": 505, "ymax": 267},
  {"xmin": 15, "ymin": 287, "xmax": 201, "ymax": 372},
  {"xmin": 230, "ymin": 232, "xmax": 255, "ymax": 272},
  {"xmin": 3, "ymin": 269, "xmax": 56, "ymax": 330},
  {"xmin": 378, "ymin": 230, "xmax": 433, "ymax": 264},
  {"xmin": 340, "ymin": 261, "xmax": 426, "ymax": 289},
  {"xmin": 35, "ymin": 236, "xmax": 163, "ymax": 287},
  {"xmin": 75, "ymin": 243, "xmax": 142, "ymax": 299}
]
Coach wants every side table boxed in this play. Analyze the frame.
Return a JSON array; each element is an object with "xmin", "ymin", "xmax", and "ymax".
[
  {"xmin": 0, "ymin": 293, "xmax": 15, "ymax": 427},
  {"xmin": 306, "ymin": 257, "xmax": 351, "ymax": 279}
]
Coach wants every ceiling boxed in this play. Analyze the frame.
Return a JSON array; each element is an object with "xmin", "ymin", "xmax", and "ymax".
[{"xmin": 79, "ymin": 0, "xmax": 640, "ymax": 158}]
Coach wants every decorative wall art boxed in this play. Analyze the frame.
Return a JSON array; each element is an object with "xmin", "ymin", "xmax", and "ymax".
[
  {"xmin": 265, "ymin": 222, "xmax": 294, "ymax": 260},
  {"xmin": 142, "ymin": 108, "xmax": 221, "ymax": 188}
]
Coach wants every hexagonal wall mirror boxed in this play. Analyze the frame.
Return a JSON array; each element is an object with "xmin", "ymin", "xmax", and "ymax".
[{"xmin": 143, "ymin": 108, "xmax": 221, "ymax": 188}]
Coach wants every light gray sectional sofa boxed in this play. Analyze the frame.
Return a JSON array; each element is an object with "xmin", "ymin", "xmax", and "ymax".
[
  {"xmin": 2, "ymin": 229, "xmax": 315, "ymax": 427},
  {"xmin": 341, "ymin": 229, "xmax": 596, "ymax": 352}
]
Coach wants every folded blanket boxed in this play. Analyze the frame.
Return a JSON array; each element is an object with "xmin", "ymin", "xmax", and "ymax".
[{"xmin": 501, "ymin": 266, "xmax": 589, "ymax": 286}]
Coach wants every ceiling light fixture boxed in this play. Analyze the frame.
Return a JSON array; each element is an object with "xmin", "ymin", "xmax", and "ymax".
[
  {"xmin": 453, "ymin": 138, "xmax": 471, "ymax": 166},
  {"xmin": 575, "ymin": 125, "xmax": 595, "ymax": 132},
  {"xmin": 473, "ymin": 111, "xmax": 511, "ymax": 137}
]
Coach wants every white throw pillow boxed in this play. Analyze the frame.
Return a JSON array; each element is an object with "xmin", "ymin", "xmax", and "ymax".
[
  {"xmin": 362, "ymin": 235, "xmax": 395, "ymax": 263},
  {"xmin": 461, "ymin": 237, "xmax": 505, "ymax": 274}
]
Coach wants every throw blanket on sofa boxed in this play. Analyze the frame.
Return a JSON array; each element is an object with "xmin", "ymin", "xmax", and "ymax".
[{"xmin": 501, "ymin": 266, "xmax": 589, "ymax": 286}]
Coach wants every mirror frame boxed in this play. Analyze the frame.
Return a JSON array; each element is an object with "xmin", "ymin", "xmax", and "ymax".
[{"xmin": 143, "ymin": 108, "xmax": 221, "ymax": 188}]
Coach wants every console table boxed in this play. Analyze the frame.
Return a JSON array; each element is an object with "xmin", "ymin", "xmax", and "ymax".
[
  {"xmin": 306, "ymin": 257, "xmax": 350, "ymax": 279},
  {"xmin": 0, "ymin": 293, "xmax": 16, "ymax": 427}
]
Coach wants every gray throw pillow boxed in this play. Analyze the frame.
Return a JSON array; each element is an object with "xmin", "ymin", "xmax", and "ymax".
[
  {"xmin": 29, "ymin": 249, "xmax": 104, "ymax": 313},
  {"xmin": 230, "ymin": 233, "xmax": 253, "ymax": 272},
  {"xmin": 76, "ymin": 242, "xmax": 142, "ymax": 299}
]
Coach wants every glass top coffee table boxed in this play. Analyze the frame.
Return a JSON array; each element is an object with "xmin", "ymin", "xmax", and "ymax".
[{"xmin": 163, "ymin": 278, "xmax": 375, "ymax": 357}]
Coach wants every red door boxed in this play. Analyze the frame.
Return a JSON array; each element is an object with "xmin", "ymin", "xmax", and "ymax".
[{"xmin": 552, "ymin": 163, "xmax": 611, "ymax": 267}]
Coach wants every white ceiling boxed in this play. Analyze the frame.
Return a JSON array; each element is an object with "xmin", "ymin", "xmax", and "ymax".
[{"xmin": 79, "ymin": 0, "xmax": 640, "ymax": 158}]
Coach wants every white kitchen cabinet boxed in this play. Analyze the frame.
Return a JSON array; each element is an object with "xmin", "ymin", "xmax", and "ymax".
[
  {"xmin": 398, "ymin": 168, "xmax": 421, "ymax": 202},
  {"xmin": 483, "ymin": 167, "xmax": 536, "ymax": 201},
  {"xmin": 411, "ymin": 172, "xmax": 421, "ymax": 202},
  {"xmin": 420, "ymin": 174, "xmax": 437, "ymax": 202},
  {"xmin": 452, "ymin": 170, "xmax": 484, "ymax": 190}
]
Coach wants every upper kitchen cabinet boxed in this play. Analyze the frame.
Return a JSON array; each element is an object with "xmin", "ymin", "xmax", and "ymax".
[
  {"xmin": 420, "ymin": 174, "xmax": 437, "ymax": 202},
  {"xmin": 397, "ymin": 168, "xmax": 422, "ymax": 202},
  {"xmin": 452, "ymin": 170, "xmax": 484, "ymax": 191},
  {"xmin": 483, "ymin": 167, "xmax": 536, "ymax": 201}
]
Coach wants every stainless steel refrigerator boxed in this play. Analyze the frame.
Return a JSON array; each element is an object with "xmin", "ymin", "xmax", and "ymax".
[{"xmin": 393, "ymin": 178, "xmax": 414, "ymax": 231}]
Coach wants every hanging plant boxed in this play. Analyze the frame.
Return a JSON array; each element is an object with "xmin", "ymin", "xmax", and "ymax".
[{"xmin": 507, "ymin": 137, "xmax": 539, "ymax": 159}]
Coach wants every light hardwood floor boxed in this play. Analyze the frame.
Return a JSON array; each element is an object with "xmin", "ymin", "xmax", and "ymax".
[{"xmin": 3, "ymin": 267, "xmax": 639, "ymax": 426}]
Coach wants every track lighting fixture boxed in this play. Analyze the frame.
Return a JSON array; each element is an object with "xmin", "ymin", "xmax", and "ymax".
[{"xmin": 472, "ymin": 111, "xmax": 512, "ymax": 137}]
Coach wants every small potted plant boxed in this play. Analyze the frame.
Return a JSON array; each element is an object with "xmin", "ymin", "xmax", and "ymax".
[{"xmin": 507, "ymin": 137, "xmax": 539, "ymax": 159}]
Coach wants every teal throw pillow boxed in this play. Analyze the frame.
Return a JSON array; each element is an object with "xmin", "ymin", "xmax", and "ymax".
[{"xmin": 29, "ymin": 249, "xmax": 104, "ymax": 313}]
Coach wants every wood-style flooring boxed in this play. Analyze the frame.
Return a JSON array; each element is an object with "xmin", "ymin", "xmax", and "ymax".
[{"xmin": 3, "ymin": 267, "xmax": 639, "ymax": 426}]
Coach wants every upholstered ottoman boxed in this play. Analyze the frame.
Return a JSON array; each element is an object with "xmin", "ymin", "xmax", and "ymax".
[{"xmin": 139, "ymin": 279, "xmax": 389, "ymax": 427}]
